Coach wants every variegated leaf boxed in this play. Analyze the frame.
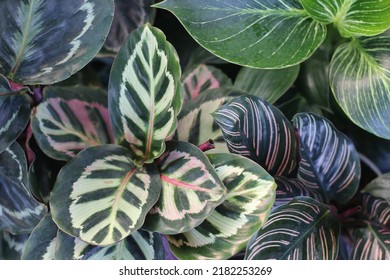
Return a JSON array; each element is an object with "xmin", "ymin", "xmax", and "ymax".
[
  {"xmin": 143, "ymin": 141, "xmax": 226, "ymax": 234},
  {"xmin": 293, "ymin": 113, "xmax": 361, "ymax": 205},
  {"xmin": 1, "ymin": 231, "xmax": 29, "ymax": 260},
  {"xmin": 245, "ymin": 197, "xmax": 340, "ymax": 260},
  {"xmin": 363, "ymin": 173, "xmax": 390, "ymax": 202},
  {"xmin": 275, "ymin": 176, "xmax": 325, "ymax": 207},
  {"xmin": 214, "ymin": 95, "xmax": 298, "ymax": 177},
  {"xmin": 0, "ymin": 74, "xmax": 29, "ymax": 95},
  {"xmin": 301, "ymin": 0, "xmax": 390, "ymax": 37},
  {"xmin": 32, "ymin": 86, "xmax": 115, "ymax": 161},
  {"xmin": 182, "ymin": 64, "xmax": 232, "ymax": 102},
  {"xmin": 176, "ymin": 88, "xmax": 241, "ymax": 154},
  {"xmin": 109, "ymin": 24, "xmax": 182, "ymax": 165},
  {"xmin": 0, "ymin": 95, "xmax": 31, "ymax": 153},
  {"xmin": 104, "ymin": 0, "xmax": 156, "ymax": 53},
  {"xmin": 55, "ymin": 229, "xmax": 164, "ymax": 260},
  {"xmin": 0, "ymin": 0, "xmax": 114, "ymax": 85},
  {"xmin": 167, "ymin": 153, "xmax": 276, "ymax": 260},
  {"xmin": 50, "ymin": 145, "xmax": 161, "ymax": 246},
  {"xmin": 0, "ymin": 142, "xmax": 46, "ymax": 234},
  {"xmin": 21, "ymin": 214, "xmax": 58, "ymax": 260},
  {"xmin": 349, "ymin": 193, "xmax": 390, "ymax": 260},
  {"xmin": 154, "ymin": 0, "xmax": 326, "ymax": 69},
  {"xmin": 234, "ymin": 65, "xmax": 300, "ymax": 104},
  {"xmin": 329, "ymin": 34, "xmax": 390, "ymax": 139}
]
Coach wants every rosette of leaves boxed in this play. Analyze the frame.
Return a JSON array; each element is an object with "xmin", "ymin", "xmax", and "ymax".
[{"xmin": 154, "ymin": 0, "xmax": 390, "ymax": 140}]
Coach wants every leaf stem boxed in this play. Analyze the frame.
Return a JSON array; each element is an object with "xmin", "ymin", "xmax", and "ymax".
[
  {"xmin": 197, "ymin": 139, "xmax": 215, "ymax": 152},
  {"xmin": 338, "ymin": 206, "xmax": 362, "ymax": 220}
]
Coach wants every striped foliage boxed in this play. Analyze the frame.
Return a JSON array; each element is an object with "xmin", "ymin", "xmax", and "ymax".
[
  {"xmin": 176, "ymin": 88, "xmax": 241, "ymax": 154},
  {"xmin": 154, "ymin": 0, "xmax": 326, "ymax": 68},
  {"xmin": 0, "ymin": 95, "xmax": 31, "ymax": 153},
  {"xmin": 21, "ymin": 214, "xmax": 58, "ymax": 260},
  {"xmin": 245, "ymin": 197, "xmax": 340, "ymax": 260},
  {"xmin": 330, "ymin": 34, "xmax": 390, "ymax": 139},
  {"xmin": 143, "ymin": 141, "xmax": 226, "ymax": 234},
  {"xmin": 275, "ymin": 176, "xmax": 325, "ymax": 207},
  {"xmin": 0, "ymin": 0, "xmax": 114, "ymax": 85},
  {"xmin": 214, "ymin": 95, "xmax": 298, "ymax": 177},
  {"xmin": 50, "ymin": 145, "xmax": 161, "ymax": 246},
  {"xmin": 32, "ymin": 86, "xmax": 115, "ymax": 161},
  {"xmin": 182, "ymin": 64, "xmax": 232, "ymax": 102},
  {"xmin": 363, "ymin": 173, "xmax": 390, "ymax": 202},
  {"xmin": 293, "ymin": 113, "xmax": 361, "ymax": 205},
  {"xmin": 104, "ymin": 0, "xmax": 156, "ymax": 53},
  {"xmin": 55, "ymin": 229, "xmax": 164, "ymax": 260},
  {"xmin": 301, "ymin": 0, "xmax": 390, "ymax": 37},
  {"xmin": 0, "ymin": 142, "xmax": 46, "ymax": 234},
  {"xmin": 1, "ymin": 231, "xmax": 29, "ymax": 260},
  {"xmin": 109, "ymin": 24, "xmax": 182, "ymax": 165},
  {"xmin": 167, "ymin": 153, "xmax": 276, "ymax": 260},
  {"xmin": 234, "ymin": 65, "xmax": 300, "ymax": 104},
  {"xmin": 349, "ymin": 193, "xmax": 390, "ymax": 259},
  {"xmin": 0, "ymin": 74, "xmax": 28, "ymax": 95}
]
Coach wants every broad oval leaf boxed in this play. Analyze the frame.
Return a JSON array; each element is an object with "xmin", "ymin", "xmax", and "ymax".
[
  {"xmin": 21, "ymin": 214, "xmax": 58, "ymax": 260},
  {"xmin": 176, "ymin": 88, "xmax": 241, "ymax": 154},
  {"xmin": 275, "ymin": 176, "xmax": 325, "ymax": 207},
  {"xmin": 1, "ymin": 231, "xmax": 29, "ymax": 260},
  {"xmin": 167, "ymin": 153, "xmax": 276, "ymax": 260},
  {"xmin": 245, "ymin": 196, "xmax": 340, "ymax": 260},
  {"xmin": 182, "ymin": 64, "xmax": 232, "ymax": 102},
  {"xmin": 55, "ymin": 229, "xmax": 164, "ymax": 260},
  {"xmin": 0, "ymin": 0, "xmax": 114, "ymax": 84},
  {"xmin": 234, "ymin": 65, "xmax": 300, "ymax": 104},
  {"xmin": 349, "ymin": 193, "xmax": 390, "ymax": 260},
  {"xmin": 50, "ymin": 145, "xmax": 161, "ymax": 246},
  {"xmin": 143, "ymin": 141, "xmax": 226, "ymax": 234},
  {"xmin": 363, "ymin": 173, "xmax": 390, "ymax": 202},
  {"xmin": 330, "ymin": 35, "xmax": 390, "ymax": 139},
  {"xmin": 301, "ymin": 0, "xmax": 390, "ymax": 37},
  {"xmin": 0, "ymin": 142, "xmax": 46, "ymax": 234},
  {"xmin": 104, "ymin": 0, "xmax": 156, "ymax": 53},
  {"xmin": 154, "ymin": 0, "xmax": 326, "ymax": 69},
  {"xmin": 214, "ymin": 95, "xmax": 298, "ymax": 177},
  {"xmin": 0, "ymin": 95, "xmax": 31, "ymax": 153},
  {"xmin": 32, "ymin": 86, "xmax": 115, "ymax": 161},
  {"xmin": 293, "ymin": 113, "xmax": 361, "ymax": 205},
  {"xmin": 109, "ymin": 24, "xmax": 182, "ymax": 165}
]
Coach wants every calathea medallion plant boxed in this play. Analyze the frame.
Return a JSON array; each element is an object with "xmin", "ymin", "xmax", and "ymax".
[{"xmin": 0, "ymin": 0, "xmax": 389, "ymax": 260}]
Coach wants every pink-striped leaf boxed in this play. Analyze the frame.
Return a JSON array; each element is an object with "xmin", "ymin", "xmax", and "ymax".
[
  {"xmin": 349, "ymin": 193, "xmax": 390, "ymax": 260},
  {"xmin": 245, "ymin": 196, "xmax": 340, "ymax": 260},
  {"xmin": 109, "ymin": 24, "xmax": 182, "ymax": 165},
  {"xmin": 275, "ymin": 176, "xmax": 325, "ymax": 207},
  {"xmin": 293, "ymin": 113, "xmax": 361, "ymax": 205},
  {"xmin": 214, "ymin": 95, "xmax": 298, "ymax": 177},
  {"xmin": 143, "ymin": 141, "xmax": 226, "ymax": 234},
  {"xmin": 182, "ymin": 64, "xmax": 232, "ymax": 102},
  {"xmin": 32, "ymin": 86, "xmax": 115, "ymax": 161},
  {"xmin": 167, "ymin": 153, "xmax": 276, "ymax": 260}
]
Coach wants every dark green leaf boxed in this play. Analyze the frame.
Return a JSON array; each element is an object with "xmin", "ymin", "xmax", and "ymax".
[
  {"xmin": 245, "ymin": 197, "xmax": 340, "ymax": 260},
  {"xmin": 50, "ymin": 145, "xmax": 161, "ymax": 246},
  {"xmin": 1, "ymin": 231, "xmax": 29, "ymax": 260},
  {"xmin": 214, "ymin": 95, "xmax": 298, "ymax": 177},
  {"xmin": 234, "ymin": 65, "xmax": 300, "ymax": 104},
  {"xmin": 0, "ymin": 74, "xmax": 28, "ymax": 95},
  {"xmin": 293, "ymin": 113, "xmax": 361, "ymax": 205},
  {"xmin": 109, "ymin": 24, "xmax": 182, "ymax": 165},
  {"xmin": 154, "ymin": 0, "xmax": 326, "ymax": 68},
  {"xmin": 0, "ymin": 0, "xmax": 114, "ymax": 84}
]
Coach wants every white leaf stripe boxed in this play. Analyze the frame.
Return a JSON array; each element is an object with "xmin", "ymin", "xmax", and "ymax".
[
  {"xmin": 214, "ymin": 95, "xmax": 297, "ymax": 177},
  {"xmin": 109, "ymin": 24, "xmax": 181, "ymax": 165},
  {"xmin": 293, "ymin": 113, "xmax": 360, "ymax": 204},
  {"xmin": 167, "ymin": 153, "xmax": 275, "ymax": 260},
  {"xmin": 50, "ymin": 145, "xmax": 161, "ymax": 246},
  {"xmin": 143, "ymin": 141, "xmax": 226, "ymax": 234},
  {"xmin": 245, "ymin": 197, "xmax": 340, "ymax": 260}
]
